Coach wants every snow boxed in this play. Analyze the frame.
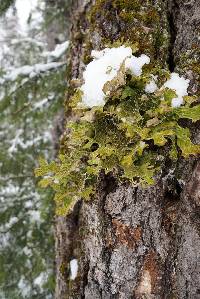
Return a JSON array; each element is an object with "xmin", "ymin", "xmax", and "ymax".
[
  {"xmin": 0, "ymin": 184, "xmax": 20, "ymax": 196},
  {"xmin": 8, "ymin": 129, "xmax": 51, "ymax": 154},
  {"xmin": 164, "ymin": 72, "xmax": 190, "ymax": 107},
  {"xmin": 8, "ymin": 129, "xmax": 23, "ymax": 154},
  {"xmin": 34, "ymin": 98, "xmax": 49, "ymax": 110},
  {"xmin": 145, "ymin": 76, "xmax": 158, "ymax": 93},
  {"xmin": 2, "ymin": 62, "xmax": 65, "ymax": 82},
  {"xmin": 70, "ymin": 259, "xmax": 78, "ymax": 280},
  {"xmin": 43, "ymin": 41, "xmax": 69, "ymax": 61},
  {"xmin": 18, "ymin": 277, "xmax": 31, "ymax": 297},
  {"xmin": 34, "ymin": 272, "xmax": 47, "ymax": 287},
  {"xmin": 15, "ymin": 0, "xmax": 40, "ymax": 33},
  {"xmin": 24, "ymin": 200, "xmax": 33, "ymax": 209},
  {"xmin": 80, "ymin": 46, "xmax": 190, "ymax": 109},
  {"xmin": 11, "ymin": 37, "xmax": 46, "ymax": 48},
  {"xmin": 81, "ymin": 46, "xmax": 150, "ymax": 108},
  {"xmin": 23, "ymin": 246, "xmax": 32, "ymax": 256},
  {"xmin": 5, "ymin": 65, "xmax": 33, "ymax": 81},
  {"xmin": 16, "ymin": 0, "xmax": 33, "ymax": 30},
  {"xmin": 125, "ymin": 54, "xmax": 150, "ymax": 76},
  {"xmin": 3, "ymin": 216, "xmax": 18, "ymax": 231},
  {"xmin": 0, "ymin": 231, "xmax": 10, "ymax": 248},
  {"xmin": 28, "ymin": 210, "xmax": 41, "ymax": 223}
]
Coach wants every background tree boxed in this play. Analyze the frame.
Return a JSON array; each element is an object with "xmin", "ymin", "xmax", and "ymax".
[
  {"xmin": 54, "ymin": 0, "xmax": 200, "ymax": 298},
  {"xmin": 0, "ymin": 0, "xmax": 71, "ymax": 298}
]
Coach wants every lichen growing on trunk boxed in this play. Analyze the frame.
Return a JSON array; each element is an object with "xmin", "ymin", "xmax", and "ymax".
[{"xmin": 35, "ymin": 45, "xmax": 200, "ymax": 215}]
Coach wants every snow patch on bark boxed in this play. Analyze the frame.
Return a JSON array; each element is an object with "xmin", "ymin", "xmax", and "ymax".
[{"xmin": 70, "ymin": 259, "xmax": 78, "ymax": 280}]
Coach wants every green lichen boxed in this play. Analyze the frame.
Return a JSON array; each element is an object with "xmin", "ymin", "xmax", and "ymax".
[{"xmin": 35, "ymin": 60, "xmax": 200, "ymax": 215}]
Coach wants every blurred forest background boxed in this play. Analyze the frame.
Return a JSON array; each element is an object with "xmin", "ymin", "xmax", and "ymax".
[{"xmin": 0, "ymin": 0, "xmax": 70, "ymax": 298}]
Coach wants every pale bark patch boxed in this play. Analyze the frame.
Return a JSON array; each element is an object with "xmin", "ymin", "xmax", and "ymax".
[{"xmin": 137, "ymin": 270, "xmax": 152, "ymax": 297}]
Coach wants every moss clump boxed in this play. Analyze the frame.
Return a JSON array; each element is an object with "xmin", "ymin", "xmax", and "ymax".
[
  {"xmin": 35, "ymin": 60, "xmax": 200, "ymax": 215},
  {"xmin": 88, "ymin": 0, "xmax": 169, "ymax": 63}
]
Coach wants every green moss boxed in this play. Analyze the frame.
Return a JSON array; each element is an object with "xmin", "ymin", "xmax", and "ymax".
[
  {"xmin": 112, "ymin": 0, "xmax": 141, "ymax": 10},
  {"xmin": 88, "ymin": 0, "xmax": 169, "ymax": 64},
  {"xmin": 35, "ymin": 60, "xmax": 200, "ymax": 215}
]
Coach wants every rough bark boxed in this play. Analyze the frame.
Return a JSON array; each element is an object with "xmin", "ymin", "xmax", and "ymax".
[{"xmin": 55, "ymin": 1, "xmax": 200, "ymax": 298}]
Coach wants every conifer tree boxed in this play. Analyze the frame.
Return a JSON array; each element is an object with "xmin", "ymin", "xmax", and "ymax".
[{"xmin": 0, "ymin": 1, "xmax": 70, "ymax": 298}]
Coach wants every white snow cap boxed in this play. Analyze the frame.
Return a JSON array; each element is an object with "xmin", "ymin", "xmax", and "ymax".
[
  {"xmin": 81, "ymin": 46, "xmax": 150, "ymax": 108},
  {"xmin": 34, "ymin": 272, "xmax": 48, "ymax": 289},
  {"xmin": 145, "ymin": 76, "xmax": 158, "ymax": 94},
  {"xmin": 3, "ymin": 62, "xmax": 65, "ymax": 82},
  {"xmin": 43, "ymin": 41, "xmax": 69, "ymax": 61},
  {"xmin": 164, "ymin": 72, "xmax": 190, "ymax": 107},
  {"xmin": 70, "ymin": 259, "xmax": 78, "ymax": 280},
  {"xmin": 125, "ymin": 54, "xmax": 150, "ymax": 76}
]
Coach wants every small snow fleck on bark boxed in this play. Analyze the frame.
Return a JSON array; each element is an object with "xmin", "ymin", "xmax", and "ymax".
[{"xmin": 70, "ymin": 259, "xmax": 78, "ymax": 280}]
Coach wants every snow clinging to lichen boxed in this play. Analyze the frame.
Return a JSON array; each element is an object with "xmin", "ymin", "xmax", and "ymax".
[
  {"xmin": 164, "ymin": 72, "xmax": 190, "ymax": 107},
  {"xmin": 145, "ymin": 76, "xmax": 158, "ymax": 94},
  {"xmin": 81, "ymin": 46, "xmax": 150, "ymax": 108},
  {"xmin": 80, "ymin": 46, "xmax": 190, "ymax": 109}
]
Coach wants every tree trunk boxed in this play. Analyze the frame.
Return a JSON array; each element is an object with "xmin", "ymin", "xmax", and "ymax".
[{"xmin": 55, "ymin": 0, "xmax": 200, "ymax": 298}]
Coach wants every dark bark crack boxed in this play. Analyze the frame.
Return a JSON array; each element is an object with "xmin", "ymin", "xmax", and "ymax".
[
  {"xmin": 81, "ymin": 260, "xmax": 89, "ymax": 299},
  {"xmin": 167, "ymin": 0, "xmax": 178, "ymax": 71}
]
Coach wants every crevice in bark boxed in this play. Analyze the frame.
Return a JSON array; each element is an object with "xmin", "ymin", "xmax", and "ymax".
[
  {"xmin": 55, "ymin": 198, "xmax": 82, "ymax": 299},
  {"xmin": 164, "ymin": 177, "xmax": 182, "ymax": 203},
  {"xmin": 100, "ymin": 172, "xmax": 118, "ymax": 295},
  {"xmin": 167, "ymin": 0, "xmax": 178, "ymax": 71},
  {"xmin": 167, "ymin": 12, "xmax": 176, "ymax": 71},
  {"xmin": 81, "ymin": 260, "xmax": 89, "ymax": 299}
]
